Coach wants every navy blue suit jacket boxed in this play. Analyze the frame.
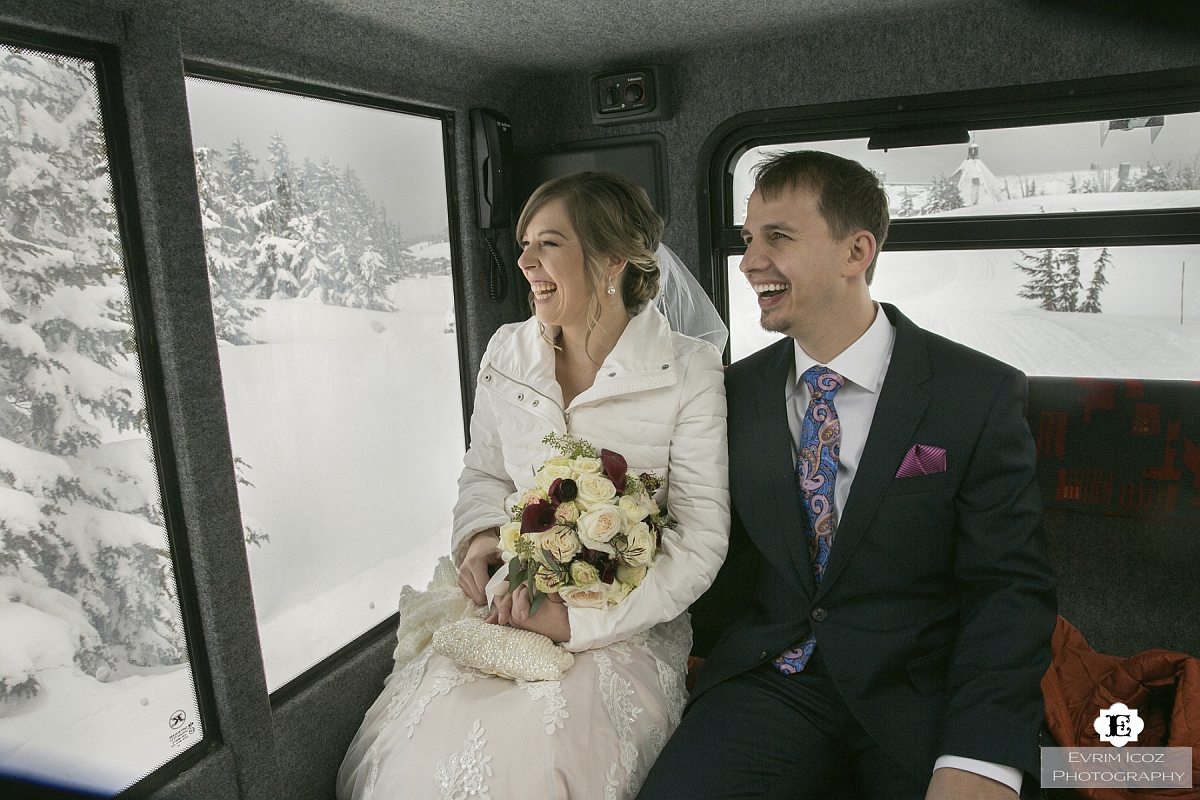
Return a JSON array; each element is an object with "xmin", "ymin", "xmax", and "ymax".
[{"xmin": 691, "ymin": 303, "xmax": 1056, "ymax": 779}]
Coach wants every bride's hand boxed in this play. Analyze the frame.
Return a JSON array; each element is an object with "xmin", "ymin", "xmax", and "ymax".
[
  {"xmin": 457, "ymin": 529, "xmax": 502, "ymax": 605},
  {"xmin": 506, "ymin": 584, "xmax": 571, "ymax": 643}
]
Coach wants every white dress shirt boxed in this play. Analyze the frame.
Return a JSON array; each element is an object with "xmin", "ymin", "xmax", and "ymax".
[{"xmin": 784, "ymin": 304, "xmax": 1022, "ymax": 795}]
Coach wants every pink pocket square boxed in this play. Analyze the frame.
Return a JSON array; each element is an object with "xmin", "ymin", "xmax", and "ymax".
[{"xmin": 896, "ymin": 444, "xmax": 947, "ymax": 478}]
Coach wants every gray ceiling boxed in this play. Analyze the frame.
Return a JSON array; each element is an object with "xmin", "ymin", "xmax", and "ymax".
[{"xmin": 169, "ymin": 0, "xmax": 936, "ymax": 72}]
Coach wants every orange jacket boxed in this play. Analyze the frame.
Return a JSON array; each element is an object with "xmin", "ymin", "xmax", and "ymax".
[{"xmin": 1041, "ymin": 617, "xmax": 1200, "ymax": 799}]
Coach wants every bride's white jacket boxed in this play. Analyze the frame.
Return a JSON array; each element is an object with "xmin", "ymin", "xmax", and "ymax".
[{"xmin": 451, "ymin": 304, "xmax": 730, "ymax": 652}]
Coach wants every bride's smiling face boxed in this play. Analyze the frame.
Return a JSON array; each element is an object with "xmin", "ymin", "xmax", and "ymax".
[{"xmin": 518, "ymin": 199, "xmax": 595, "ymax": 330}]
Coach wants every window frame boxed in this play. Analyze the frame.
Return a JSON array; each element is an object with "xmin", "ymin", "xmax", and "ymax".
[
  {"xmin": 698, "ymin": 66, "xmax": 1200, "ymax": 330},
  {"xmin": 181, "ymin": 63, "xmax": 470, "ymax": 702},
  {"xmin": 0, "ymin": 26, "xmax": 219, "ymax": 798}
]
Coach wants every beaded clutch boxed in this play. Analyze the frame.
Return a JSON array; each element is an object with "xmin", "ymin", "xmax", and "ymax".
[{"xmin": 432, "ymin": 617, "xmax": 575, "ymax": 681}]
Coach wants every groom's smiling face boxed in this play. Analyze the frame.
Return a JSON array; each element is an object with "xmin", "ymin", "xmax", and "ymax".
[{"xmin": 739, "ymin": 185, "xmax": 857, "ymax": 340}]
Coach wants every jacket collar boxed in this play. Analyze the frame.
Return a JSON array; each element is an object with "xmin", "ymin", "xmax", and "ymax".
[{"xmin": 489, "ymin": 304, "xmax": 679, "ymax": 408}]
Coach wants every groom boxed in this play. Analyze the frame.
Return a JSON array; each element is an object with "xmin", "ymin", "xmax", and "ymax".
[{"xmin": 640, "ymin": 151, "xmax": 1056, "ymax": 800}]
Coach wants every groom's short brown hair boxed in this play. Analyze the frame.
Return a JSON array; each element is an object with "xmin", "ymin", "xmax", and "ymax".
[{"xmin": 752, "ymin": 150, "xmax": 890, "ymax": 283}]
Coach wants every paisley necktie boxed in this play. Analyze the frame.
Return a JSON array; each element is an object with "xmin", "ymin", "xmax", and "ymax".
[{"xmin": 775, "ymin": 365, "xmax": 845, "ymax": 674}]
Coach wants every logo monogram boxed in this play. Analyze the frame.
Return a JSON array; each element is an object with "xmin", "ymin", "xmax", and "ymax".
[{"xmin": 1093, "ymin": 702, "xmax": 1143, "ymax": 747}]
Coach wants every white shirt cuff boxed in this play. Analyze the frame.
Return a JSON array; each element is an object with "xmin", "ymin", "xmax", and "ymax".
[{"xmin": 934, "ymin": 755, "xmax": 1022, "ymax": 795}]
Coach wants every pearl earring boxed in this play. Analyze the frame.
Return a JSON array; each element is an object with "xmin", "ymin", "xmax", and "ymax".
[{"xmin": 607, "ymin": 284, "xmax": 616, "ymax": 295}]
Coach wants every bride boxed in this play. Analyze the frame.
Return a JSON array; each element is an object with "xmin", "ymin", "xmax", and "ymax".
[{"xmin": 337, "ymin": 171, "xmax": 730, "ymax": 800}]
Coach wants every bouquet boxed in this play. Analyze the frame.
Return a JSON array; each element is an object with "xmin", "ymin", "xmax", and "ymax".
[{"xmin": 499, "ymin": 433, "xmax": 674, "ymax": 613}]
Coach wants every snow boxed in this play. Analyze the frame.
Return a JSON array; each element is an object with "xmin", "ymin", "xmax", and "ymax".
[
  {"xmin": 52, "ymin": 502, "xmax": 169, "ymax": 567},
  {"xmin": 0, "ymin": 599, "xmax": 81, "ymax": 685},
  {"xmin": 0, "ymin": 486, "xmax": 43, "ymax": 535},
  {"xmin": 406, "ymin": 240, "xmax": 451, "ymax": 260},
  {"xmin": 0, "ymin": 437, "xmax": 73, "ymax": 496},
  {"xmin": 25, "ymin": 284, "xmax": 129, "ymax": 334},
  {"xmin": 0, "ymin": 317, "xmax": 51, "ymax": 360},
  {"xmin": 45, "ymin": 349, "xmax": 140, "ymax": 409},
  {"xmin": 915, "ymin": 188, "xmax": 1200, "ymax": 218},
  {"xmin": 217, "ymin": 275, "xmax": 463, "ymax": 689},
  {"xmin": 68, "ymin": 440, "xmax": 160, "ymax": 515},
  {"xmin": 256, "ymin": 553, "xmax": 442, "ymax": 687},
  {"xmin": 0, "ymin": 664, "xmax": 201, "ymax": 795}
]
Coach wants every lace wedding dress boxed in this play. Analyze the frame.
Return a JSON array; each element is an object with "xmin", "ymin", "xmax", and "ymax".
[{"xmin": 336, "ymin": 558, "xmax": 692, "ymax": 800}]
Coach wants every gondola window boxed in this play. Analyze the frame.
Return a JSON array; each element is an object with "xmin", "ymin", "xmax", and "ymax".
[
  {"xmin": 0, "ymin": 44, "xmax": 203, "ymax": 793},
  {"xmin": 184, "ymin": 77, "xmax": 464, "ymax": 693}
]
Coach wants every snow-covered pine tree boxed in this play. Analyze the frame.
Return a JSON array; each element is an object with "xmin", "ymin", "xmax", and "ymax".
[
  {"xmin": 1080, "ymin": 247, "xmax": 1111, "ymax": 314},
  {"xmin": 1, "ymin": 48, "xmax": 184, "ymax": 701},
  {"xmin": 1015, "ymin": 248, "xmax": 1061, "ymax": 311},
  {"xmin": 338, "ymin": 166, "xmax": 398, "ymax": 310},
  {"xmin": 265, "ymin": 132, "xmax": 298, "ymax": 236},
  {"xmin": 1128, "ymin": 164, "xmax": 1173, "ymax": 192},
  {"xmin": 374, "ymin": 207, "xmax": 413, "ymax": 282},
  {"xmin": 222, "ymin": 139, "xmax": 274, "ymax": 298},
  {"xmin": 193, "ymin": 146, "xmax": 260, "ymax": 344},
  {"xmin": 252, "ymin": 133, "xmax": 308, "ymax": 298},
  {"xmin": 898, "ymin": 188, "xmax": 915, "ymax": 217},
  {"xmin": 921, "ymin": 174, "xmax": 964, "ymax": 214},
  {"xmin": 1055, "ymin": 248, "xmax": 1081, "ymax": 313}
]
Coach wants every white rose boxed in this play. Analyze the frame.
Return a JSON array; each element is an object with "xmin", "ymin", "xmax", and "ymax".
[
  {"xmin": 618, "ymin": 493, "xmax": 655, "ymax": 525},
  {"xmin": 576, "ymin": 474, "xmax": 617, "ymax": 507},
  {"xmin": 606, "ymin": 580, "xmax": 635, "ymax": 604},
  {"xmin": 559, "ymin": 583, "xmax": 608, "ymax": 609},
  {"xmin": 622, "ymin": 522, "xmax": 657, "ymax": 568},
  {"xmin": 577, "ymin": 505, "xmax": 624, "ymax": 553},
  {"xmin": 498, "ymin": 521, "xmax": 523, "ymax": 558},
  {"xmin": 554, "ymin": 502, "xmax": 580, "ymax": 525},
  {"xmin": 534, "ymin": 464, "xmax": 575, "ymax": 492},
  {"xmin": 530, "ymin": 525, "xmax": 582, "ymax": 563},
  {"xmin": 518, "ymin": 488, "xmax": 549, "ymax": 508},
  {"xmin": 572, "ymin": 457, "xmax": 603, "ymax": 475},
  {"xmin": 544, "ymin": 456, "xmax": 572, "ymax": 468},
  {"xmin": 616, "ymin": 563, "xmax": 647, "ymax": 586},
  {"xmin": 569, "ymin": 560, "xmax": 600, "ymax": 586}
]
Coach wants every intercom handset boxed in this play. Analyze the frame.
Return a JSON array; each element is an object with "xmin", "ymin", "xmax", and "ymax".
[
  {"xmin": 471, "ymin": 108, "xmax": 514, "ymax": 230},
  {"xmin": 471, "ymin": 108, "xmax": 515, "ymax": 303}
]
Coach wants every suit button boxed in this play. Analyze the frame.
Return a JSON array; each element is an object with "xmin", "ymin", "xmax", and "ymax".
[
  {"xmin": 759, "ymin": 650, "xmax": 768, "ymax": 659},
  {"xmin": 810, "ymin": 607, "xmax": 828, "ymax": 622}
]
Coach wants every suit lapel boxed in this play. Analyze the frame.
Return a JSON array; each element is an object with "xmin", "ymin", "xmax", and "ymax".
[
  {"xmin": 818, "ymin": 305, "xmax": 932, "ymax": 596},
  {"xmin": 738, "ymin": 338, "xmax": 817, "ymax": 598},
  {"xmin": 729, "ymin": 335, "xmax": 816, "ymax": 594}
]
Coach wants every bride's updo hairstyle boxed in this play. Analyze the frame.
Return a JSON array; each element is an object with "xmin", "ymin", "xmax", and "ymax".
[{"xmin": 517, "ymin": 171, "xmax": 663, "ymax": 325}]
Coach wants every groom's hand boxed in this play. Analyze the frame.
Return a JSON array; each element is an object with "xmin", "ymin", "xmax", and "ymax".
[{"xmin": 458, "ymin": 529, "xmax": 502, "ymax": 605}]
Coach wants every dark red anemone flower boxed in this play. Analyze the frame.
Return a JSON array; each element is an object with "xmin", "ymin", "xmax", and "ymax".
[
  {"xmin": 599, "ymin": 448, "xmax": 628, "ymax": 493},
  {"xmin": 548, "ymin": 477, "xmax": 577, "ymax": 503},
  {"xmin": 520, "ymin": 499, "xmax": 557, "ymax": 533}
]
